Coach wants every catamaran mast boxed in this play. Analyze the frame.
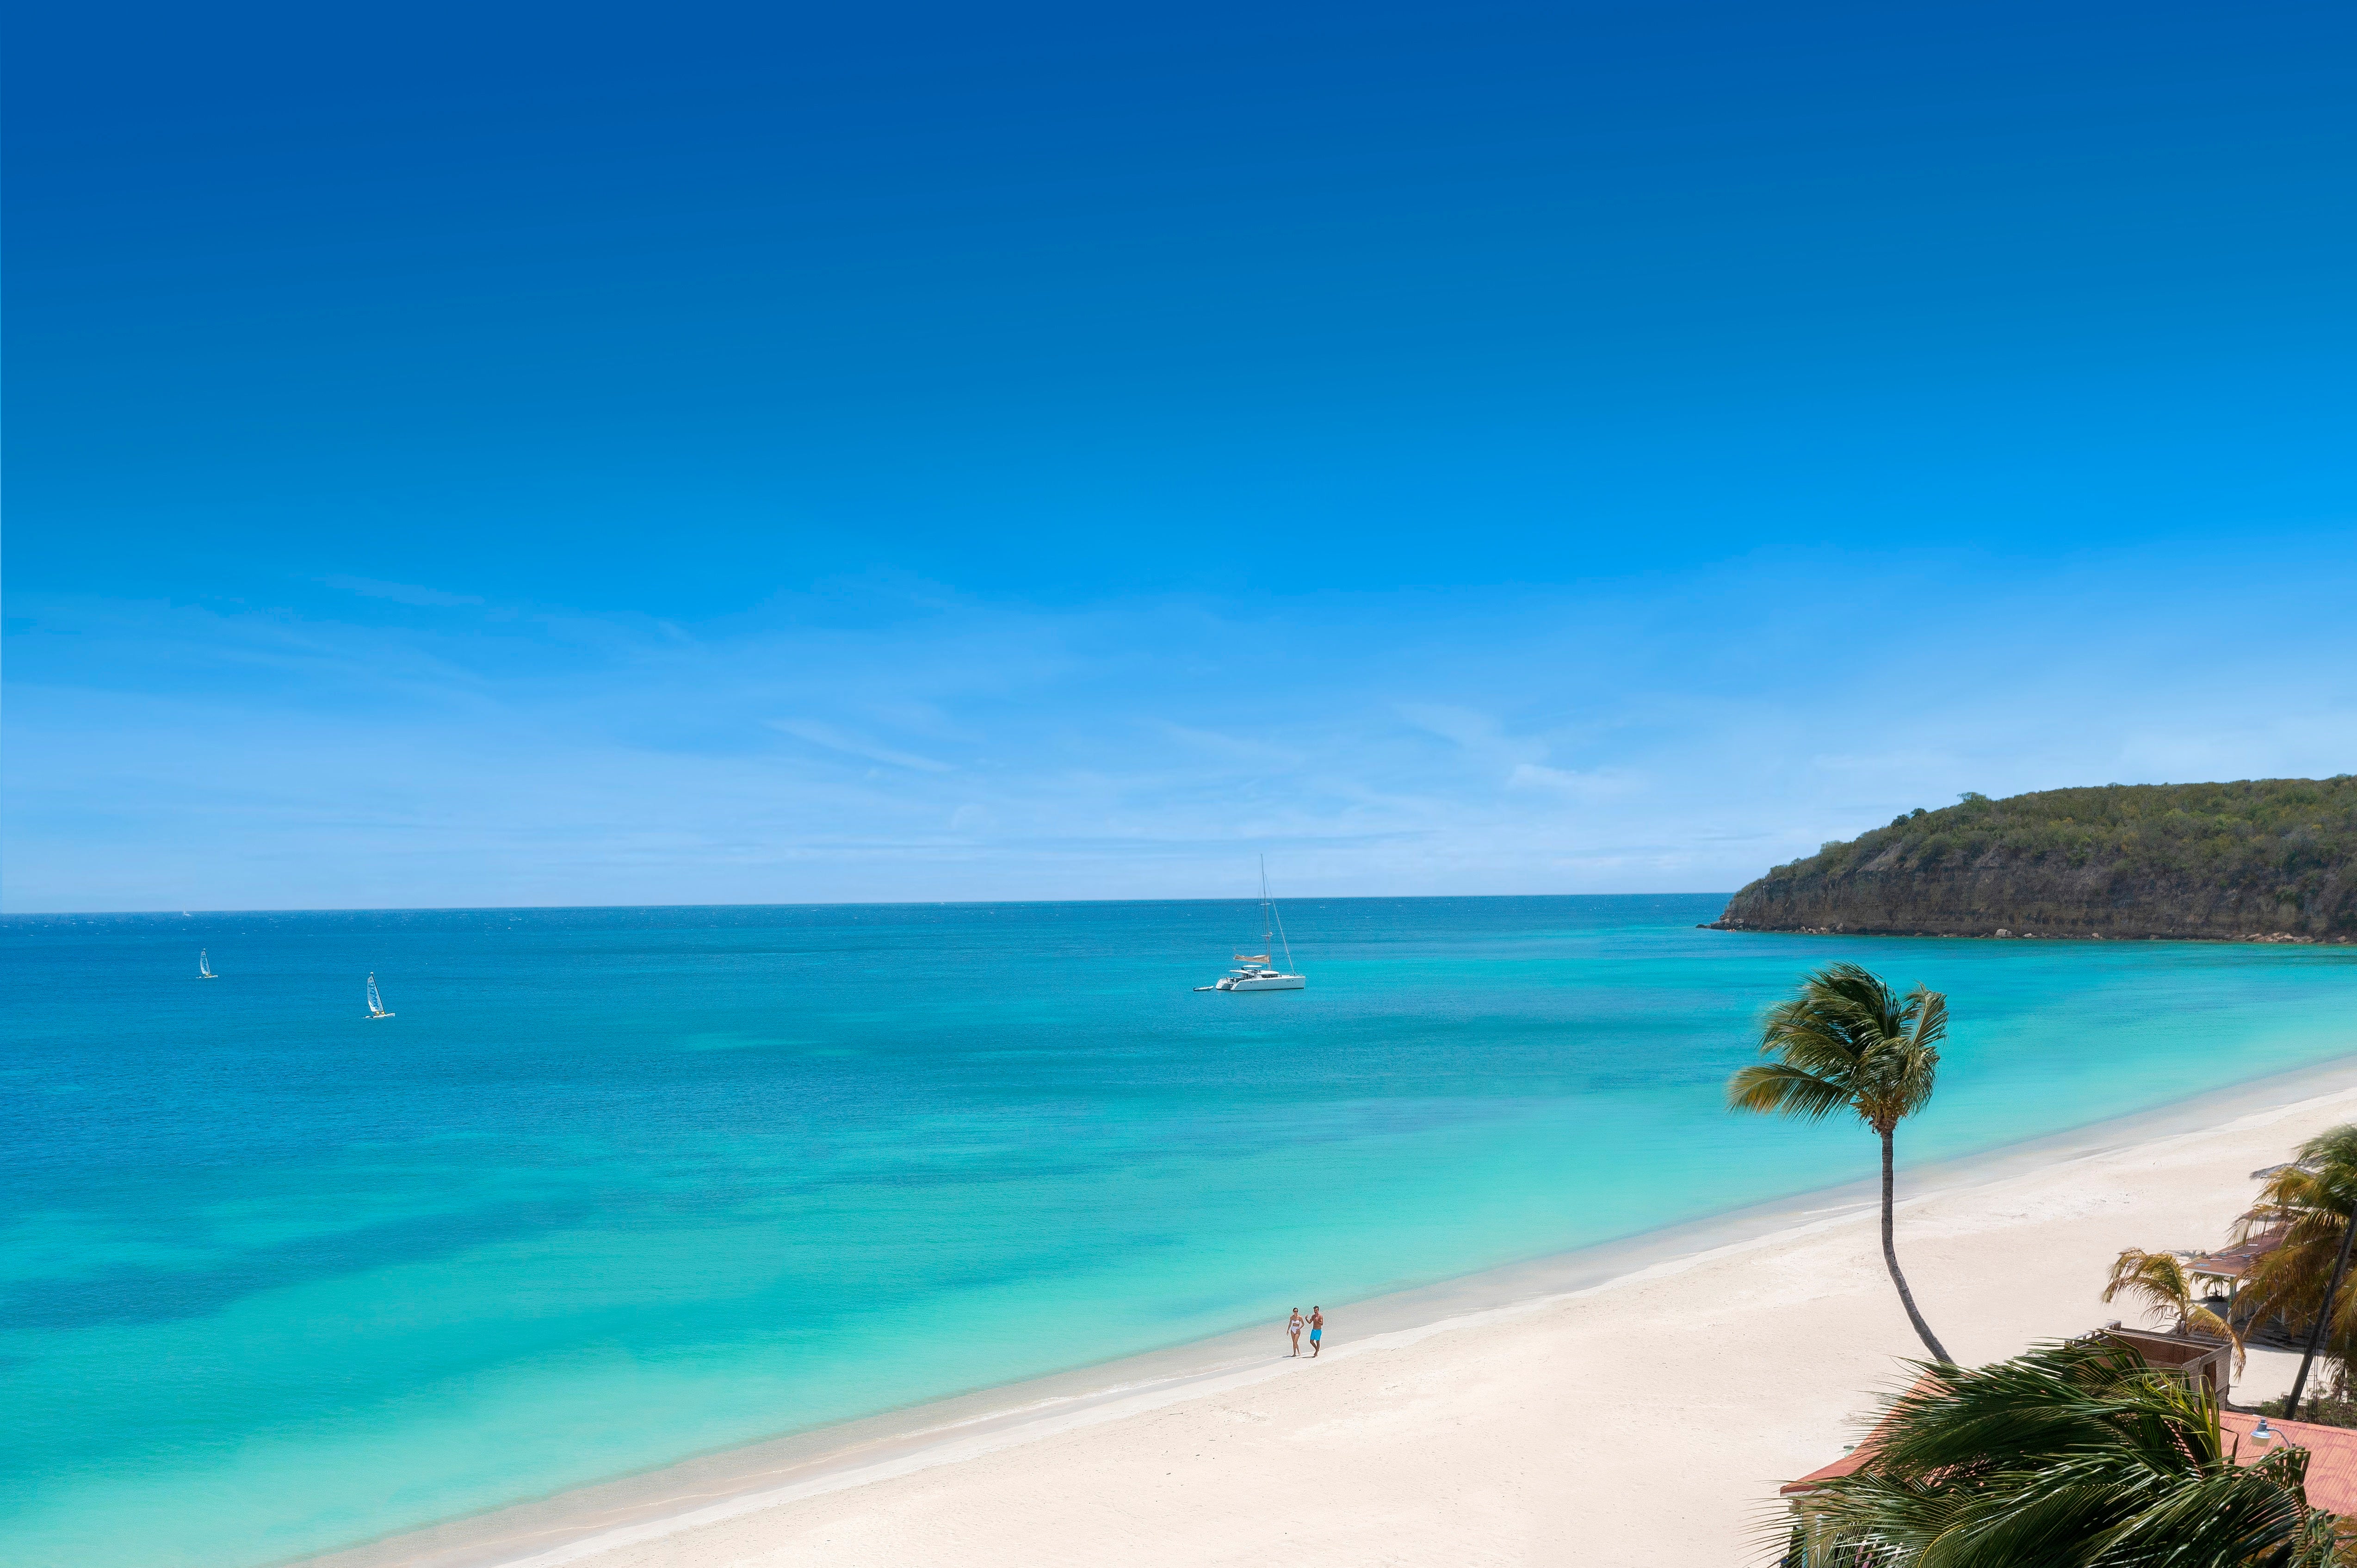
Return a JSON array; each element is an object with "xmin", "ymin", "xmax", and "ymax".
[
  {"xmin": 1260, "ymin": 856, "xmax": 1296, "ymax": 972},
  {"xmin": 1260, "ymin": 856, "xmax": 1272, "ymax": 951}
]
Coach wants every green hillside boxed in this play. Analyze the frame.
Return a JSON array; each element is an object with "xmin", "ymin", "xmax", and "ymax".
[{"xmin": 1712, "ymin": 777, "xmax": 2357, "ymax": 942}]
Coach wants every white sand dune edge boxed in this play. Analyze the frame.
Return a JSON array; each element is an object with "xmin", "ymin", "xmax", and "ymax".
[{"xmin": 477, "ymin": 1075, "xmax": 2357, "ymax": 1568}]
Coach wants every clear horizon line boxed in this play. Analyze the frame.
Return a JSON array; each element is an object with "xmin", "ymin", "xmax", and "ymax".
[{"xmin": 0, "ymin": 890, "xmax": 1741, "ymax": 919}]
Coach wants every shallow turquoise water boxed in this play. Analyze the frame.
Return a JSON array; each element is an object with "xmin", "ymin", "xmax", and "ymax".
[{"xmin": 2, "ymin": 897, "xmax": 2353, "ymax": 1567}]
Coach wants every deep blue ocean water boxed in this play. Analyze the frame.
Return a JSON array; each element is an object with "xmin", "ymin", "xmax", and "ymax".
[{"xmin": 4, "ymin": 896, "xmax": 2354, "ymax": 1567}]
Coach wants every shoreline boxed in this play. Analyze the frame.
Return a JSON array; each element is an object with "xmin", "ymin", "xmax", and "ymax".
[
  {"xmin": 301, "ymin": 1047, "xmax": 2357, "ymax": 1568},
  {"xmin": 1702, "ymin": 921, "xmax": 2353, "ymax": 944}
]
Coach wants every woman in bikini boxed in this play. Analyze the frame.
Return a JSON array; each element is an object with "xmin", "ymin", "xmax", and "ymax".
[{"xmin": 1286, "ymin": 1308, "xmax": 1305, "ymax": 1356}]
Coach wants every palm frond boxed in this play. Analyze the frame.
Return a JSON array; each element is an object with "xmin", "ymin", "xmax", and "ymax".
[
  {"xmin": 2099, "ymin": 1249, "xmax": 2241, "ymax": 1369},
  {"xmin": 1726, "ymin": 1062, "xmax": 1852, "ymax": 1119},
  {"xmin": 1785, "ymin": 1342, "xmax": 2333, "ymax": 1568},
  {"xmin": 2102, "ymin": 1248, "xmax": 2193, "ymax": 1315},
  {"xmin": 2088, "ymin": 1457, "xmax": 2320, "ymax": 1566},
  {"xmin": 1904, "ymin": 983, "xmax": 1949, "ymax": 1051},
  {"xmin": 1740, "ymin": 964, "xmax": 1948, "ymax": 1128},
  {"xmin": 2300, "ymin": 1124, "xmax": 2357, "ymax": 1211},
  {"xmin": 2178, "ymin": 1304, "xmax": 2248, "ymax": 1376},
  {"xmin": 2232, "ymin": 1132, "xmax": 2357, "ymax": 1390}
]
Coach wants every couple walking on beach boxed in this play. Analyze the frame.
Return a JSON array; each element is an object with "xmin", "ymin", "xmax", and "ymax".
[{"xmin": 1286, "ymin": 1306, "xmax": 1324, "ymax": 1358}]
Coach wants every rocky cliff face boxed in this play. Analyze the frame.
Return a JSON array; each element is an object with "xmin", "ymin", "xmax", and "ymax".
[{"xmin": 1708, "ymin": 778, "xmax": 2357, "ymax": 943}]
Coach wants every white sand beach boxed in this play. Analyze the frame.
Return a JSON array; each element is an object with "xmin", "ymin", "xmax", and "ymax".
[{"xmin": 348, "ymin": 1076, "xmax": 2357, "ymax": 1568}]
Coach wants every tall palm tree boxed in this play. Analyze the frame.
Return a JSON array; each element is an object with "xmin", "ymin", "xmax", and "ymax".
[
  {"xmin": 1785, "ymin": 1340, "xmax": 2343, "ymax": 1566},
  {"xmin": 2103, "ymin": 1247, "xmax": 2246, "ymax": 1372},
  {"xmin": 1729, "ymin": 963, "xmax": 1951, "ymax": 1362},
  {"xmin": 2238, "ymin": 1125, "xmax": 2357, "ymax": 1398}
]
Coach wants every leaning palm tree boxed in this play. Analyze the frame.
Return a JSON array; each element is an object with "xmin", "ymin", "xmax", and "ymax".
[
  {"xmin": 1729, "ymin": 963, "xmax": 1951, "ymax": 1362},
  {"xmin": 2104, "ymin": 1247, "xmax": 2246, "ymax": 1372},
  {"xmin": 2238, "ymin": 1125, "xmax": 2357, "ymax": 1399},
  {"xmin": 1785, "ymin": 1339, "xmax": 2343, "ymax": 1566}
]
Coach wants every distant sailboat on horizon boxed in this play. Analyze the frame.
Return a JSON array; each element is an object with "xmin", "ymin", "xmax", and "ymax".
[
  {"xmin": 1197, "ymin": 858, "xmax": 1306, "ymax": 992},
  {"xmin": 198, "ymin": 949, "xmax": 218, "ymax": 980},
  {"xmin": 365, "ymin": 972, "xmax": 395, "ymax": 1019}
]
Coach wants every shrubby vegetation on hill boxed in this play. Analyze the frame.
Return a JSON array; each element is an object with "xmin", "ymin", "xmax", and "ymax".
[{"xmin": 1713, "ymin": 777, "xmax": 2357, "ymax": 942}]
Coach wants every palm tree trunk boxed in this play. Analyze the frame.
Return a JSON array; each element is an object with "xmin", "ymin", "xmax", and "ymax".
[{"xmin": 1881, "ymin": 1127, "xmax": 1953, "ymax": 1364}]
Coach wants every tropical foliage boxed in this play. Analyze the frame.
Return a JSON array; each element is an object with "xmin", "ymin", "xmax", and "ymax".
[
  {"xmin": 2238, "ymin": 1126, "xmax": 2357, "ymax": 1399},
  {"xmin": 1729, "ymin": 962, "xmax": 1950, "ymax": 1362},
  {"xmin": 1723, "ymin": 776, "xmax": 2357, "ymax": 939},
  {"xmin": 2104, "ymin": 1247, "xmax": 2246, "ymax": 1372},
  {"xmin": 1786, "ymin": 1340, "xmax": 2350, "ymax": 1567},
  {"xmin": 2262, "ymin": 1395, "xmax": 2357, "ymax": 1431}
]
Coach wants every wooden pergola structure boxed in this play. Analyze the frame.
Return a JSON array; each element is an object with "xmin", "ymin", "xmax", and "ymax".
[{"xmin": 2179, "ymin": 1227, "xmax": 2287, "ymax": 1314}]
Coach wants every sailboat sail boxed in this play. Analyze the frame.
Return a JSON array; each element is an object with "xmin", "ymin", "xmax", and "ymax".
[
  {"xmin": 198, "ymin": 949, "xmax": 216, "ymax": 979},
  {"xmin": 365, "ymin": 973, "xmax": 395, "ymax": 1019},
  {"xmin": 1198, "ymin": 858, "xmax": 1306, "ymax": 991},
  {"xmin": 1261, "ymin": 860, "xmax": 1296, "ymax": 975}
]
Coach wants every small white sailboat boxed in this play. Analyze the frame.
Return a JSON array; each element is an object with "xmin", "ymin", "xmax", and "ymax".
[
  {"xmin": 365, "ymin": 972, "xmax": 396, "ymax": 1019},
  {"xmin": 198, "ymin": 949, "xmax": 218, "ymax": 980},
  {"xmin": 1199, "ymin": 858, "xmax": 1306, "ymax": 992}
]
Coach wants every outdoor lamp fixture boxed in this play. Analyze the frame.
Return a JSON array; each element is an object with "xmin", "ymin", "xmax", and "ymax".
[{"xmin": 2252, "ymin": 1419, "xmax": 2279, "ymax": 1444}]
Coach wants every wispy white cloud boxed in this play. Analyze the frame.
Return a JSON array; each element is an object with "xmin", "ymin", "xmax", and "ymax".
[
  {"xmin": 8, "ymin": 546, "xmax": 2357, "ymax": 909},
  {"xmin": 1398, "ymin": 703, "xmax": 1631, "ymax": 797},
  {"xmin": 765, "ymin": 719, "xmax": 955, "ymax": 773},
  {"xmin": 1148, "ymin": 721, "xmax": 1306, "ymax": 766},
  {"xmin": 1505, "ymin": 762, "xmax": 1639, "ymax": 797},
  {"xmin": 1396, "ymin": 704, "xmax": 1543, "ymax": 763}
]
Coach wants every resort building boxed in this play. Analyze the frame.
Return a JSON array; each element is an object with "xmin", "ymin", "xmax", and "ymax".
[{"xmin": 1782, "ymin": 1328, "xmax": 2357, "ymax": 1514}]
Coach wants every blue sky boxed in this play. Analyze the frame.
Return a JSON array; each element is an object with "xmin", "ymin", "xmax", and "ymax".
[{"xmin": 6, "ymin": 0, "xmax": 2353, "ymax": 910}]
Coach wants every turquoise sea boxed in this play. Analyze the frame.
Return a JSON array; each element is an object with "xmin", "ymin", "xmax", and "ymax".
[{"xmin": 4, "ymin": 896, "xmax": 2355, "ymax": 1567}]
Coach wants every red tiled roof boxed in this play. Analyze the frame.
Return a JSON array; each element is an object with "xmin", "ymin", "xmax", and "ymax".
[
  {"xmin": 1782, "ymin": 1348, "xmax": 2357, "ymax": 1518},
  {"xmin": 2221, "ymin": 1412, "xmax": 2357, "ymax": 1514},
  {"xmin": 1780, "ymin": 1443, "xmax": 1872, "ymax": 1495},
  {"xmin": 1785, "ymin": 1407, "xmax": 2357, "ymax": 1510}
]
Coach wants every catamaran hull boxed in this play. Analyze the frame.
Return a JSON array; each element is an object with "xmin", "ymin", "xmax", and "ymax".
[{"xmin": 1217, "ymin": 975, "xmax": 1305, "ymax": 991}]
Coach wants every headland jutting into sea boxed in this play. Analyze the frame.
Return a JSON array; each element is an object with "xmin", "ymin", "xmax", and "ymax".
[{"xmin": 1708, "ymin": 776, "xmax": 2357, "ymax": 943}]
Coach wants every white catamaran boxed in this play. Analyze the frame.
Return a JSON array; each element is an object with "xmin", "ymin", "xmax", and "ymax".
[
  {"xmin": 198, "ymin": 949, "xmax": 218, "ymax": 980},
  {"xmin": 365, "ymin": 972, "xmax": 396, "ymax": 1019},
  {"xmin": 1200, "ymin": 859, "xmax": 1305, "ymax": 992}
]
